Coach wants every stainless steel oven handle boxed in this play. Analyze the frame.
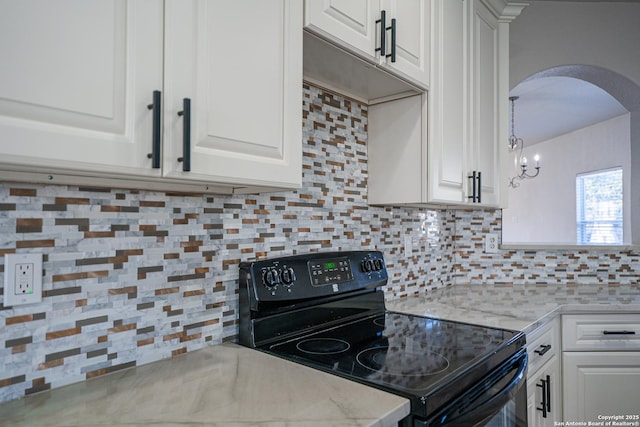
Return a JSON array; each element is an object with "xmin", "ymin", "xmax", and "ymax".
[{"xmin": 432, "ymin": 349, "xmax": 528, "ymax": 426}]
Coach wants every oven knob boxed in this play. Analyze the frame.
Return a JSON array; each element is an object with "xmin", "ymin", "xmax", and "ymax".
[
  {"xmin": 374, "ymin": 259, "xmax": 384, "ymax": 271},
  {"xmin": 361, "ymin": 260, "xmax": 373, "ymax": 272},
  {"xmin": 263, "ymin": 269, "xmax": 281, "ymax": 288},
  {"xmin": 281, "ymin": 267, "xmax": 296, "ymax": 285}
]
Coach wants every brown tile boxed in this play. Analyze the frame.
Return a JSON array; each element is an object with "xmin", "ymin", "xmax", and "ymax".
[
  {"xmin": 16, "ymin": 218, "xmax": 43, "ymax": 233},
  {"xmin": 55, "ymin": 197, "xmax": 90, "ymax": 205},
  {"xmin": 38, "ymin": 359, "xmax": 64, "ymax": 370},
  {"xmin": 137, "ymin": 337, "xmax": 154, "ymax": 347},
  {"xmin": 16, "ymin": 239, "xmax": 55, "ymax": 249},
  {"xmin": 172, "ymin": 347, "xmax": 187, "ymax": 357},
  {"xmin": 139, "ymin": 201, "xmax": 166, "ymax": 207},
  {"xmin": 108, "ymin": 323, "xmax": 136, "ymax": 334},
  {"xmin": 183, "ymin": 289, "xmax": 205, "ymax": 297},
  {"xmin": 10, "ymin": 188, "xmax": 37, "ymax": 197},
  {"xmin": 83, "ymin": 231, "xmax": 115, "ymax": 238},
  {"xmin": 45, "ymin": 327, "xmax": 81, "ymax": 340}
]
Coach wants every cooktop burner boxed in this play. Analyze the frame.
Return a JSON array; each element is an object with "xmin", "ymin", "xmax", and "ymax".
[
  {"xmin": 356, "ymin": 346, "xmax": 450, "ymax": 376},
  {"xmin": 296, "ymin": 338, "xmax": 350, "ymax": 355}
]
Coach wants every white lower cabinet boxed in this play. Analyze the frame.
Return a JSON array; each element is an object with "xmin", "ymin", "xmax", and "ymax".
[
  {"xmin": 528, "ymin": 356, "xmax": 562, "ymax": 427},
  {"xmin": 526, "ymin": 318, "xmax": 562, "ymax": 426},
  {"xmin": 562, "ymin": 314, "xmax": 640, "ymax": 421},
  {"xmin": 563, "ymin": 352, "xmax": 640, "ymax": 421}
]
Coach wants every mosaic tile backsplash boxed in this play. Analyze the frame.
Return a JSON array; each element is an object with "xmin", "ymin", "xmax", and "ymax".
[{"xmin": 0, "ymin": 84, "xmax": 638, "ymax": 402}]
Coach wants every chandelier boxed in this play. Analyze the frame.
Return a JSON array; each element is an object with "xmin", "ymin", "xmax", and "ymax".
[{"xmin": 508, "ymin": 96, "xmax": 541, "ymax": 188}]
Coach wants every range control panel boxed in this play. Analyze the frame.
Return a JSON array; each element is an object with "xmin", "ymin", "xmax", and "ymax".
[
  {"xmin": 239, "ymin": 251, "xmax": 388, "ymax": 308},
  {"xmin": 309, "ymin": 257, "xmax": 352, "ymax": 286}
]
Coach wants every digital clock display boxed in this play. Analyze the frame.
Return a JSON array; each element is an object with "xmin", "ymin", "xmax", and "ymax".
[{"xmin": 325, "ymin": 262, "xmax": 336, "ymax": 269}]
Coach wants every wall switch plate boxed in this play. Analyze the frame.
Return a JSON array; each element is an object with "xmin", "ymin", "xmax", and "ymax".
[
  {"xmin": 484, "ymin": 233, "xmax": 499, "ymax": 253},
  {"xmin": 4, "ymin": 253, "xmax": 43, "ymax": 306}
]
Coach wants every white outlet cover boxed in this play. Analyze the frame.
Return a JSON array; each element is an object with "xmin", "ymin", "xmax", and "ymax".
[{"xmin": 4, "ymin": 253, "xmax": 43, "ymax": 307}]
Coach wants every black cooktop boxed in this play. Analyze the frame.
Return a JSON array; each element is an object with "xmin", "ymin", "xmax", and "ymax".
[
  {"xmin": 262, "ymin": 309, "xmax": 522, "ymax": 415},
  {"xmin": 239, "ymin": 251, "xmax": 527, "ymax": 422}
]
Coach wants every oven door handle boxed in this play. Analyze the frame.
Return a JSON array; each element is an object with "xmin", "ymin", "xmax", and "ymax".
[{"xmin": 431, "ymin": 349, "xmax": 528, "ymax": 426}]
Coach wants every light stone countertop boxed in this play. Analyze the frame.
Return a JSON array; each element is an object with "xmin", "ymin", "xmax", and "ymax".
[
  {"xmin": 0, "ymin": 343, "xmax": 410, "ymax": 427},
  {"xmin": 386, "ymin": 283, "xmax": 640, "ymax": 334},
  {"xmin": 3, "ymin": 283, "xmax": 638, "ymax": 427}
]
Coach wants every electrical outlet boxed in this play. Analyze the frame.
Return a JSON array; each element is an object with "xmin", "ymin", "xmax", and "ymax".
[
  {"xmin": 484, "ymin": 233, "xmax": 499, "ymax": 253},
  {"xmin": 4, "ymin": 253, "xmax": 42, "ymax": 306},
  {"xmin": 14, "ymin": 263, "xmax": 35, "ymax": 295}
]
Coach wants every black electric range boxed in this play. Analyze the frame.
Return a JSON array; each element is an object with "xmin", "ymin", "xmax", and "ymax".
[{"xmin": 238, "ymin": 251, "xmax": 527, "ymax": 426}]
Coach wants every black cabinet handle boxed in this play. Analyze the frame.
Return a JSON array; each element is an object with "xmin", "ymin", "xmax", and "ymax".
[
  {"xmin": 177, "ymin": 98, "xmax": 191, "ymax": 172},
  {"xmin": 546, "ymin": 375, "xmax": 551, "ymax": 413},
  {"xmin": 386, "ymin": 18, "xmax": 396, "ymax": 63},
  {"xmin": 536, "ymin": 376, "xmax": 549, "ymax": 418},
  {"xmin": 467, "ymin": 171, "xmax": 481, "ymax": 203},
  {"xmin": 467, "ymin": 171, "xmax": 477, "ymax": 202},
  {"xmin": 534, "ymin": 344, "xmax": 552, "ymax": 356},
  {"xmin": 375, "ymin": 10, "xmax": 386, "ymax": 57},
  {"xmin": 146, "ymin": 90, "xmax": 162, "ymax": 169},
  {"xmin": 603, "ymin": 330, "xmax": 636, "ymax": 335}
]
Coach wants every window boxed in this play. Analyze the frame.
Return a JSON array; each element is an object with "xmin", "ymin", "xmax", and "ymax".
[{"xmin": 576, "ymin": 168, "xmax": 623, "ymax": 244}]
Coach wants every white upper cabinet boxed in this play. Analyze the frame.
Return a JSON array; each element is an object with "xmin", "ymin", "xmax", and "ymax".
[
  {"xmin": 163, "ymin": 0, "xmax": 302, "ymax": 189},
  {"xmin": 304, "ymin": 0, "xmax": 380, "ymax": 58},
  {"xmin": 304, "ymin": 0, "xmax": 429, "ymax": 89},
  {"xmin": 430, "ymin": 0, "xmax": 503, "ymax": 206},
  {"xmin": 0, "ymin": 0, "xmax": 302, "ymax": 193},
  {"xmin": 380, "ymin": 0, "xmax": 430, "ymax": 89},
  {"xmin": 0, "ymin": 0, "xmax": 164, "ymax": 177},
  {"xmin": 468, "ymin": 0, "xmax": 501, "ymax": 206},
  {"xmin": 427, "ymin": 0, "xmax": 466, "ymax": 204},
  {"xmin": 368, "ymin": 0, "xmax": 524, "ymax": 208}
]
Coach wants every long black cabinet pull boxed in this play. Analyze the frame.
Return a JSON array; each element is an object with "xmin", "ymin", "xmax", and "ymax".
[
  {"xmin": 535, "ymin": 344, "xmax": 552, "ymax": 356},
  {"xmin": 467, "ymin": 171, "xmax": 477, "ymax": 202},
  {"xmin": 177, "ymin": 98, "xmax": 191, "ymax": 172},
  {"xmin": 467, "ymin": 171, "xmax": 481, "ymax": 203},
  {"xmin": 536, "ymin": 376, "xmax": 548, "ymax": 418},
  {"xmin": 546, "ymin": 375, "xmax": 551, "ymax": 414},
  {"xmin": 386, "ymin": 18, "xmax": 396, "ymax": 63},
  {"xmin": 375, "ymin": 10, "xmax": 386, "ymax": 57},
  {"xmin": 146, "ymin": 90, "xmax": 162, "ymax": 169},
  {"xmin": 603, "ymin": 330, "xmax": 636, "ymax": 335}
]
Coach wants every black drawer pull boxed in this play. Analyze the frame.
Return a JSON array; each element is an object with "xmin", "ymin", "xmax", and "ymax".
[
  {"xmin": 603, "ymin": 330, "xmax": 636, "ymax": 335},
  {"xmin": 534, "ymin": 344, "xmax": 552, "ymax": 356}
]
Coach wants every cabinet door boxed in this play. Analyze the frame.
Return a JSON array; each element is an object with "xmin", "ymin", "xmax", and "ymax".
[
  {"xmin": 563, "ymin": 352, "xmax": 640, "ymax": 421},
  {"xmin": 0, "ymin": 0, "xmax": 163, "ymax": 177},
  {"xmin": 427, "ymin": 0, "xmax": 466, "ymax": 204},
  {"xmin": 381, "ymin": 0, "xmax": 430, "ymax": 88},
  {"xmin": 468, "ymin": 0, "xmax": 501, "ymax": 206},
  {"xmin": 528, "ymin": 356, "xmax": 562, "ymax": 427},
  {"xmin": 164, "ymin": 0, "xmax": 302, "ymax": 189},
  {"xmin": 304, "ymin": 0, "xmax": 380, "ymax": 60}
]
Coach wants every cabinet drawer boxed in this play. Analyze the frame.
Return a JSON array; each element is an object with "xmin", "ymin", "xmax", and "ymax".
[
  {"xmin": 527, "ymin": 318, "xmax": 560, "ymax": 376},
  {"xmin": 563, "ymin": 314, "xmax": 640, "ymax": 351}
]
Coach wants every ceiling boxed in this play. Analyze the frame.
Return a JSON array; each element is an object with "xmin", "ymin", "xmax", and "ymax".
[{"xmin": 509, "ymin": 76, "xmax": 628, "ymax": 145}]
